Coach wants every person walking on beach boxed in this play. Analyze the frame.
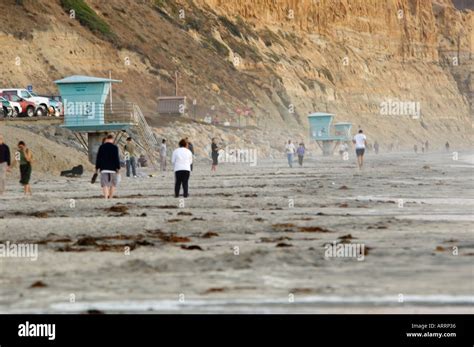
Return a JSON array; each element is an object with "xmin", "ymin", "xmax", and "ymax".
[
  {"xmin": 123, "ymin": 137, "xmax": 137, "ymax": 178},
  {"xmin": 186, "ymin": 137, "xmax": 195, "ymax": 171},
  {"xmin": 172, "ymin": 139, "xmax": 193, "ymax": 198},
  {"xmin": 352, "ymin": 130, "xmax": 367, "ymax": 170},
  {"xmin": 160, "ymin": 139, "xmax": 167, "ymax": 171},
  {"xmin": 285, "ymin": 140, "xmax": 296, "ymax": 168},
  {"xmin": 95, "ymin": 134, "xmax": 121, "ymax": 200},
  {"xmin": 338, "ymin": 142, "xmax": 348, "ymax": 159},
  {"xmin": 296, "ymin": 142, "xmax": 305, "ymax": 167},
  {"xmin": 374, "ymin": 141, "xmax": 379, "ymax": 154},
  {"xmin": 0, "ymin": 135, "xmax": 11, "ymax": 195},
  {"xmin": 17, "ymin": 141, "xmax": 33, "ymax": 196},
  {"xmin": 211, "ymin": 138, "xmax": 219, "ymax": 172},
  {"xmin": 414, "ymin": 144, "xmax": 418, "ymax": 154},
  {"xmin": 445, "ymin": 141, "xmax": 450, "ymax": 152}
]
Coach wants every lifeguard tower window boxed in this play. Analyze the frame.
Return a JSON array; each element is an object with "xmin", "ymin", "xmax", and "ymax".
[{"xmin": 158, "ymin": 96, "xmax": 186, "ymax": 116}]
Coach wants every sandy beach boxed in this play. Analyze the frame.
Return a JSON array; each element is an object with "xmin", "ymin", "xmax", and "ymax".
[{"xmin": 0, "ymin": 150, "xmax": 473, "ymax": 314}]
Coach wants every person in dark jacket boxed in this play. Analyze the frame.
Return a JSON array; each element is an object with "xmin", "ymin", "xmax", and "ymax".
[
  {"xmin": 95, "ymin": 134, "xmax": 121, "ymax": 199},
  {"xmin": 0, "ymin": 135, "xmax": 11, "ymax": 195},
  {"xmin": 211, "ymin": 138, "xmax": 219, "ymax": 172}
]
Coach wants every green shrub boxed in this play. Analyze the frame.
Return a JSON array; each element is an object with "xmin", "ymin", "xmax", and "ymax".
[
  {"xmin": 60, "ymin": 0, "xmax": 115, "ymax": 41},
  {"xmin": 186, "ymin": 16, "xmax": 202, "ymax": 32},
  {"xmin": 235, "ymin": 16, "xmax": 258, "ymax": 40},
  {"xmin": 204, "ymin": 37, "xmax": 230, "ymax": 57},
  {"xmin": 260, "ymin": 28, "xmax": 283, "ymax": 47},
  {"xmin": 227, "ymin": 38, "xmax": 262, "ymax": 62},
  {"xmin": 218, "ymin": 16, "xmax": 241, "ymax": 38},
  {"xmin": 154, "ymin": 0, "xmax": 167, "ymax": 7}
]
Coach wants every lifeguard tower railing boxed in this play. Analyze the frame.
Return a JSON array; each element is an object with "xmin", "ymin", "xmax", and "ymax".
[
  {"xmin": 63, "ymin": 102, "xmax": 132, "ymax": 126},
  {"xmin": 65, "ymin": 102, "xmax": 160, "ymax": 168},
  {"xmin": 130, "ymin": 103, "xmax": 160, "ymax": 168}
]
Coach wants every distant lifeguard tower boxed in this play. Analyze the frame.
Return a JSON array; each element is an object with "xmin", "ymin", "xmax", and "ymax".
[
  {"xmin": 55, "ymin": 75, "xmax": 159, "ymax": 166},
  {"xmin": 308, "ymin": 112, "xmax": 352, "ymax": 156}
]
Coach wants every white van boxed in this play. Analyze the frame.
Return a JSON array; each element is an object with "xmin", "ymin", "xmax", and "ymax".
[{"xmin": 0, "ymin": 88, "xmax": 51, "ymax": 117}]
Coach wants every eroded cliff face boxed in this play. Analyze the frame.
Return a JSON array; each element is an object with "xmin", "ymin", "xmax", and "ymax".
[
  {"xmin": 0, "ymin": 0, "xmax": 472, "ymax": 151},
  {"xmin": 199, "ymin": 0, "xmax": 441, "ymax": 60},
  {"xmin": 195, "ymin": 0, "xmax": 473, "ymax": 144}
]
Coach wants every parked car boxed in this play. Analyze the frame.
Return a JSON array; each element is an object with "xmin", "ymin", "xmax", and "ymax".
[
  {"xmin": 39, "ymin": 95, "xmax": 63, "ymax": 117},
  {"xmin": 1, "ymin": 93, "xmax": 36, "ymax": 117},
  {"xmin": 0, "ymin": 88, "xmax": 51, "ymax": 117},
  {"xmin": 0, "ymin": 97, "xmax": 14, "ymax": 118},
  {"xmin": 3, "ymin": 98, "xmax": 21, "ymax": 117},
  {"xmin": 31, "ymin": 92, "xmax": 62, "ymax": 117}
]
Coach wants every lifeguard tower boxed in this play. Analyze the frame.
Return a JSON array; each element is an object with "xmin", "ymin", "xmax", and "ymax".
[
  {"xmin": 55, "ymin": 75, "xmax": 159, "ymax": 166},
  {"xmin": 308, "ymin": 112, "xmax": 352, "ymax": 156}
]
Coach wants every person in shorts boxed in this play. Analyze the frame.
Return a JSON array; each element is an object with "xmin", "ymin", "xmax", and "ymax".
[
  {"xmin": 352, "ymin": 130, "xmax": 367, "ymax": 170},
  {"xmin": 17, "ymin": 141, "xmax": 33, "ymax": 196},
  {"xmin": 95, "ymin": 134, "xmax": 121, "ymax": 199}
]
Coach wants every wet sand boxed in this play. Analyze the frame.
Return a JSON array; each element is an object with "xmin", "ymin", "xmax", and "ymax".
[{"xmin": 0, "ymin": 151, "xmax": 473, "ymax": 313}]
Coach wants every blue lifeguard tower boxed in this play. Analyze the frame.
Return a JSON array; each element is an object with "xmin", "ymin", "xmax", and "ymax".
[
  {"xmin": 55, "ymin": 75, "xmax": 137, "ymax": 164},
  {"xmin": 308, "ymin": 112, "xmax": 352, "ymax": 156}
]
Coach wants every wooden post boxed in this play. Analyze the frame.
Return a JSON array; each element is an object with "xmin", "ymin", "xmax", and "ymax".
[
  {"xmin": 175, "ymin": 71, "xmax": 179, "ymax": 96},
  {"xmin": 109, "ymin": 70, "xmax": 113, "ymax": 114}
]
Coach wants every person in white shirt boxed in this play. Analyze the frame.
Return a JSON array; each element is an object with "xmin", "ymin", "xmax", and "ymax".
[
  {"xmin": 160, "ymin": 139, "xmax": 167, "ymax": 171},
  {"xmin": 338, "ymin": 143, "xmax": 348, "ymax": 158},
  {"xmin": 285, "ymin": 140, "xmax": 296, "ymax": 168},
  {"xmin": 171, "ymin": 139, "xmax": 193, "ymax": 198},
  {"xmin": 352, "ymin": 130, "xmax": 367, "ymax": 170}
]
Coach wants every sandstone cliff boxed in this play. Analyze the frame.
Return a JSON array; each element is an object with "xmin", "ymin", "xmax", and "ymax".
[{"xmin": 0, "ymin": 0, "xmax": 472, "ymax": 154}]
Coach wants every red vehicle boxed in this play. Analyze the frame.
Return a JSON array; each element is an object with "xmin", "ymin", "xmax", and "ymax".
[{"xmin": 0, "ymin": 93, "xmax": 36, "ymax": 117}]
